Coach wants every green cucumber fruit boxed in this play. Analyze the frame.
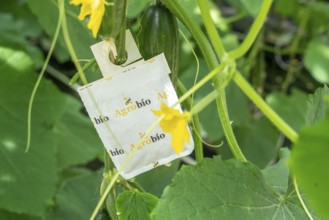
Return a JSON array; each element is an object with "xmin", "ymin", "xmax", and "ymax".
[
  {"xmin": 137, "ymin": 2, "xmax": 179, "ymax": 87},
  {"xmin": 99, "ymin": 0, "xmax": 127, "ymax": 38},
  {"xmin": 95, "ymin": 209, "xmax": 110, "ymax": 220}
]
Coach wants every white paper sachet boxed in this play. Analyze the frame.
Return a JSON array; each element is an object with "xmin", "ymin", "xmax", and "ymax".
[{"xmin": 78, "ymin": 33, "xmax": 194, "ymax": 179}]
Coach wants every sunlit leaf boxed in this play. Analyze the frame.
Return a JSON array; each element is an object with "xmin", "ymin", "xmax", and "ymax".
[
  {"xmin": 305, "ymin": 40, "xmax": 329, "ymax": 84},
  {"xmin": 0, "ymin": 47, "xmax": 65, "ymax": 215}
]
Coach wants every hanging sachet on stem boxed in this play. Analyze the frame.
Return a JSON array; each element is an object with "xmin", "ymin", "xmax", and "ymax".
[{"xmin": 78, "ymin": 30, "xmax": 194, "ymax": 179}]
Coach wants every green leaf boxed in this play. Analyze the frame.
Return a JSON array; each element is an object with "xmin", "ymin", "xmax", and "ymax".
[
  {"xmin": 0, "ymin": 12, "xmax": 43, "ymax": 68},
  {"xmin": 262, "ymin": 148, "xmax": 290, "ymax": 194},
  {"xmin": 45, "ymin": 171, "xmax": 102, "ymax": 220},
  {"xmin": 266, "ymin": 89, "xmax": 308, "ymax": 132},
  {"xmin": 0, "ymin": 47, "xmax": 66, "ymax": 215},
  {"xmin": 304, "ymin": 40, "xmax": 329, "ymax": 84},
  {"xmin": 240, "ymin": 0, "xmax": 264, "ymax": 16},
  {"xmin": 308, "ymin": 2, "xmax": 329, "ymax": 29},
  {"xmin": 306, "ymin": 85, "xmax": 329, "ymax": 125},
  {"xmin": 290, "ymin": 112, "xmax": 329, "ymax": 218},
  {"xmin": 116, "ymin": 191, "xmax": 158, "ymax": 220},
  {"xmin": 152, "ymin": 156, "xmax": 316, "ymax": 220},
  {"xmin": 136, "ymin": 160, "xmax": 179, "ymax": 197},
  {"xmin": 0, "ymin": 0, "xmax": 42, "ymax": 38},
  {"xmin": 27, "ymin": 0, "xmax": 96, "ymax": 62},
  {"xmin": 127, "ymin": 0, "xmax": 153, "ymax": 18},
  {"xmin": 235, "ymin": 117, "xmax": 280, "ymax": 168},
  {"xmin": 0, "ymin": 210, "xmax": 41, "ymax": 220},
  {"xmin": 274, "ymin": 0, "xmax": 299, "ymax": 18},
  {"xmin": 217, "ymin": 117, "xmax": 279, "ymax": 169},
  {"xmin": 54, "ymin": 95, "xmax": 103, "ymax": 170}
]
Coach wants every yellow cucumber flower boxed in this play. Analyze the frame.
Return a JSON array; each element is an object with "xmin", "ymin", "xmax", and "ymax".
[
  {"xmin": 70, "ymin": 0, "xmax": 105, "ymax": 38},
  {"xmin": 153, "ymin": 103, "xmax": 191, "ymax": 154}
]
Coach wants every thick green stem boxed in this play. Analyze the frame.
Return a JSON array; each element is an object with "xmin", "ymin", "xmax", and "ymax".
[
  {"xmin": 197, "ymin": 0, "xmax": 226, "ymax": 60},
  {"xmin": 229, "ymin": 0, "xmax": 273, "ymax": 59},
  {"xmin": 161, "ymin": 0, "xmax": 217, "ymax": 67},
  {"xmin": 163, "ymin": 0, "xmax": 246, "ymax": 161},
  {"xmin": 217, "ymin": 92, "xmax": 247, "ymax": 160},
  {"xmin": 234, "ymin": 71, "xmax": 298, "ymax": 143},
  {"xmin": 177, "ymin": 80, "xmax": 203, "ymax": 163},
  {"xmin": 197, "ymin": 0, "xmax": 246, "ymax": 161}
]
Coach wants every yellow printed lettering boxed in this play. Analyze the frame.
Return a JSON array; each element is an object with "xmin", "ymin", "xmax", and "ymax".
[{"xmin": 157, "ymin": 92, "xmax": 169, "ymax": 100}]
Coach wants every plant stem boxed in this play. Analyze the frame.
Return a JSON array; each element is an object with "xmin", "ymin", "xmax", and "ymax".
[
  {"xmin": 163, "ymin": 0, "xmax": 246, "ymax": 161},
  {"xmin": 196, "ymin": 0, "xmax": 246, "ymax": 161},
  {"xmin": 190, "ymin": 90, "xmax": 219, "ymax": 116},
  {"xmin": 293, "ymin": 176, "xmax": 314, "ymax": 220},
  {"xmin": 175, "ymin": 63, "xmax": 225, "ymax": 107},
  {"xmin": 229, "ymin": 0, "xmax": 273, "ymax": 59},
  {"xmin": 197, "ymin": 0, "xmax": 226, "ymax": 60},
  {"xmin": 26, "ymin": 2, "xmax": 62, "ymax": 153},
  {"xmin": 177, "ymin": 80, "xmax": 203, "ymax": 163},
  {"xmin": 234, "ymin": 71, "xmax": 298, "ymax": 143},
  {"xmin": 110, "ymin": 14, "xmax": 128, "ymax": 65},
  {"xmin": 127, "ymin": 180, "xmax": 145, "ymax": 192},
  {"xmin": 161, "ymin": 0, "xmax": 217, "ymax": 68},
  {"xmin": 69, "ymin": 58, "xmax": 96, "ymax": 85},
  {"xmin": 104, "ymin": 149, "xmax": 113, "ymax": 172}
]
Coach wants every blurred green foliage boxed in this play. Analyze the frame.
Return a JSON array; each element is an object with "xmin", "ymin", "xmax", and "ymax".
[{"xmin": 0, "ymin": 0, "xmax": 329, "ymax": 219}]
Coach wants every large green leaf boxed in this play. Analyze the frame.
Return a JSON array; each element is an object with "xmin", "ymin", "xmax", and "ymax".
[
  {"xmin": 306, "ymin": 85, "xmax": 329, "ymax": 125},
  {"xmin": 152, "ymin": 156, "xmax": 316, "ymax": 220},
  {"xmin": 116, "ymin": 191, "xmax": 158, "ymax": 220},
  {"xmin": 54, "ymin": 95, "xmax": 103, "ymax": 170},
  {"xmin": 266, "ymin": 89, "xmax": 308, "ymax": 132},
  {"xmin": 45, "ymin": 171, "xmax": 101, "ymax": 220},
  {"xmin": 0, "ymin": 47, "xmax": 66, "ymax": 215},
  {"xmin": 290, "ymin": 112, "xmax": 329, "ymax": 218},
  {"xmin": 27, "ymin": 0, "xmax": 96, "ymax": 62},
  {"xmin": 304, "ymin": 40, "xmax": 329, "ymax": 84}
]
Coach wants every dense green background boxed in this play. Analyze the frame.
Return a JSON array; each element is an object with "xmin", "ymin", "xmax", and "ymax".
[{"xmin": 0, "ymin": 0, "xmax": 329, "ymax": 219}]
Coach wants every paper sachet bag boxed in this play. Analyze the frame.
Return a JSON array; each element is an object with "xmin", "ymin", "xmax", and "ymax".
[{"xmin": 78, "ymin": 53, "xmax": 194, "ymax": 179}]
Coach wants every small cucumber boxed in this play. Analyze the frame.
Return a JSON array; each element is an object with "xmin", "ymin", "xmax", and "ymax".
[
  {"xmin": 99, "ymin": 0, "xmax": 127, "ymax": 38},
  {"xmin": 137, "ymin": 2, "xmax": 179, "ymax": 87},
  {"xmin": 95, "ymin": 209, "xmax": 111, "ymax": 220}
]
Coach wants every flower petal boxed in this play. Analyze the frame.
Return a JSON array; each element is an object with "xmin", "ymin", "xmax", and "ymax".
[
  {"xmin": 87, "ymin": 0, "xmax": 105, "ymax": 37},
  {"xmin": 78, "ymin": 1, "xmax": 92, "ymax": 20},
  {"xmin": 152, "ymin": 103, "xmax": 191, "ymax": 154}
]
